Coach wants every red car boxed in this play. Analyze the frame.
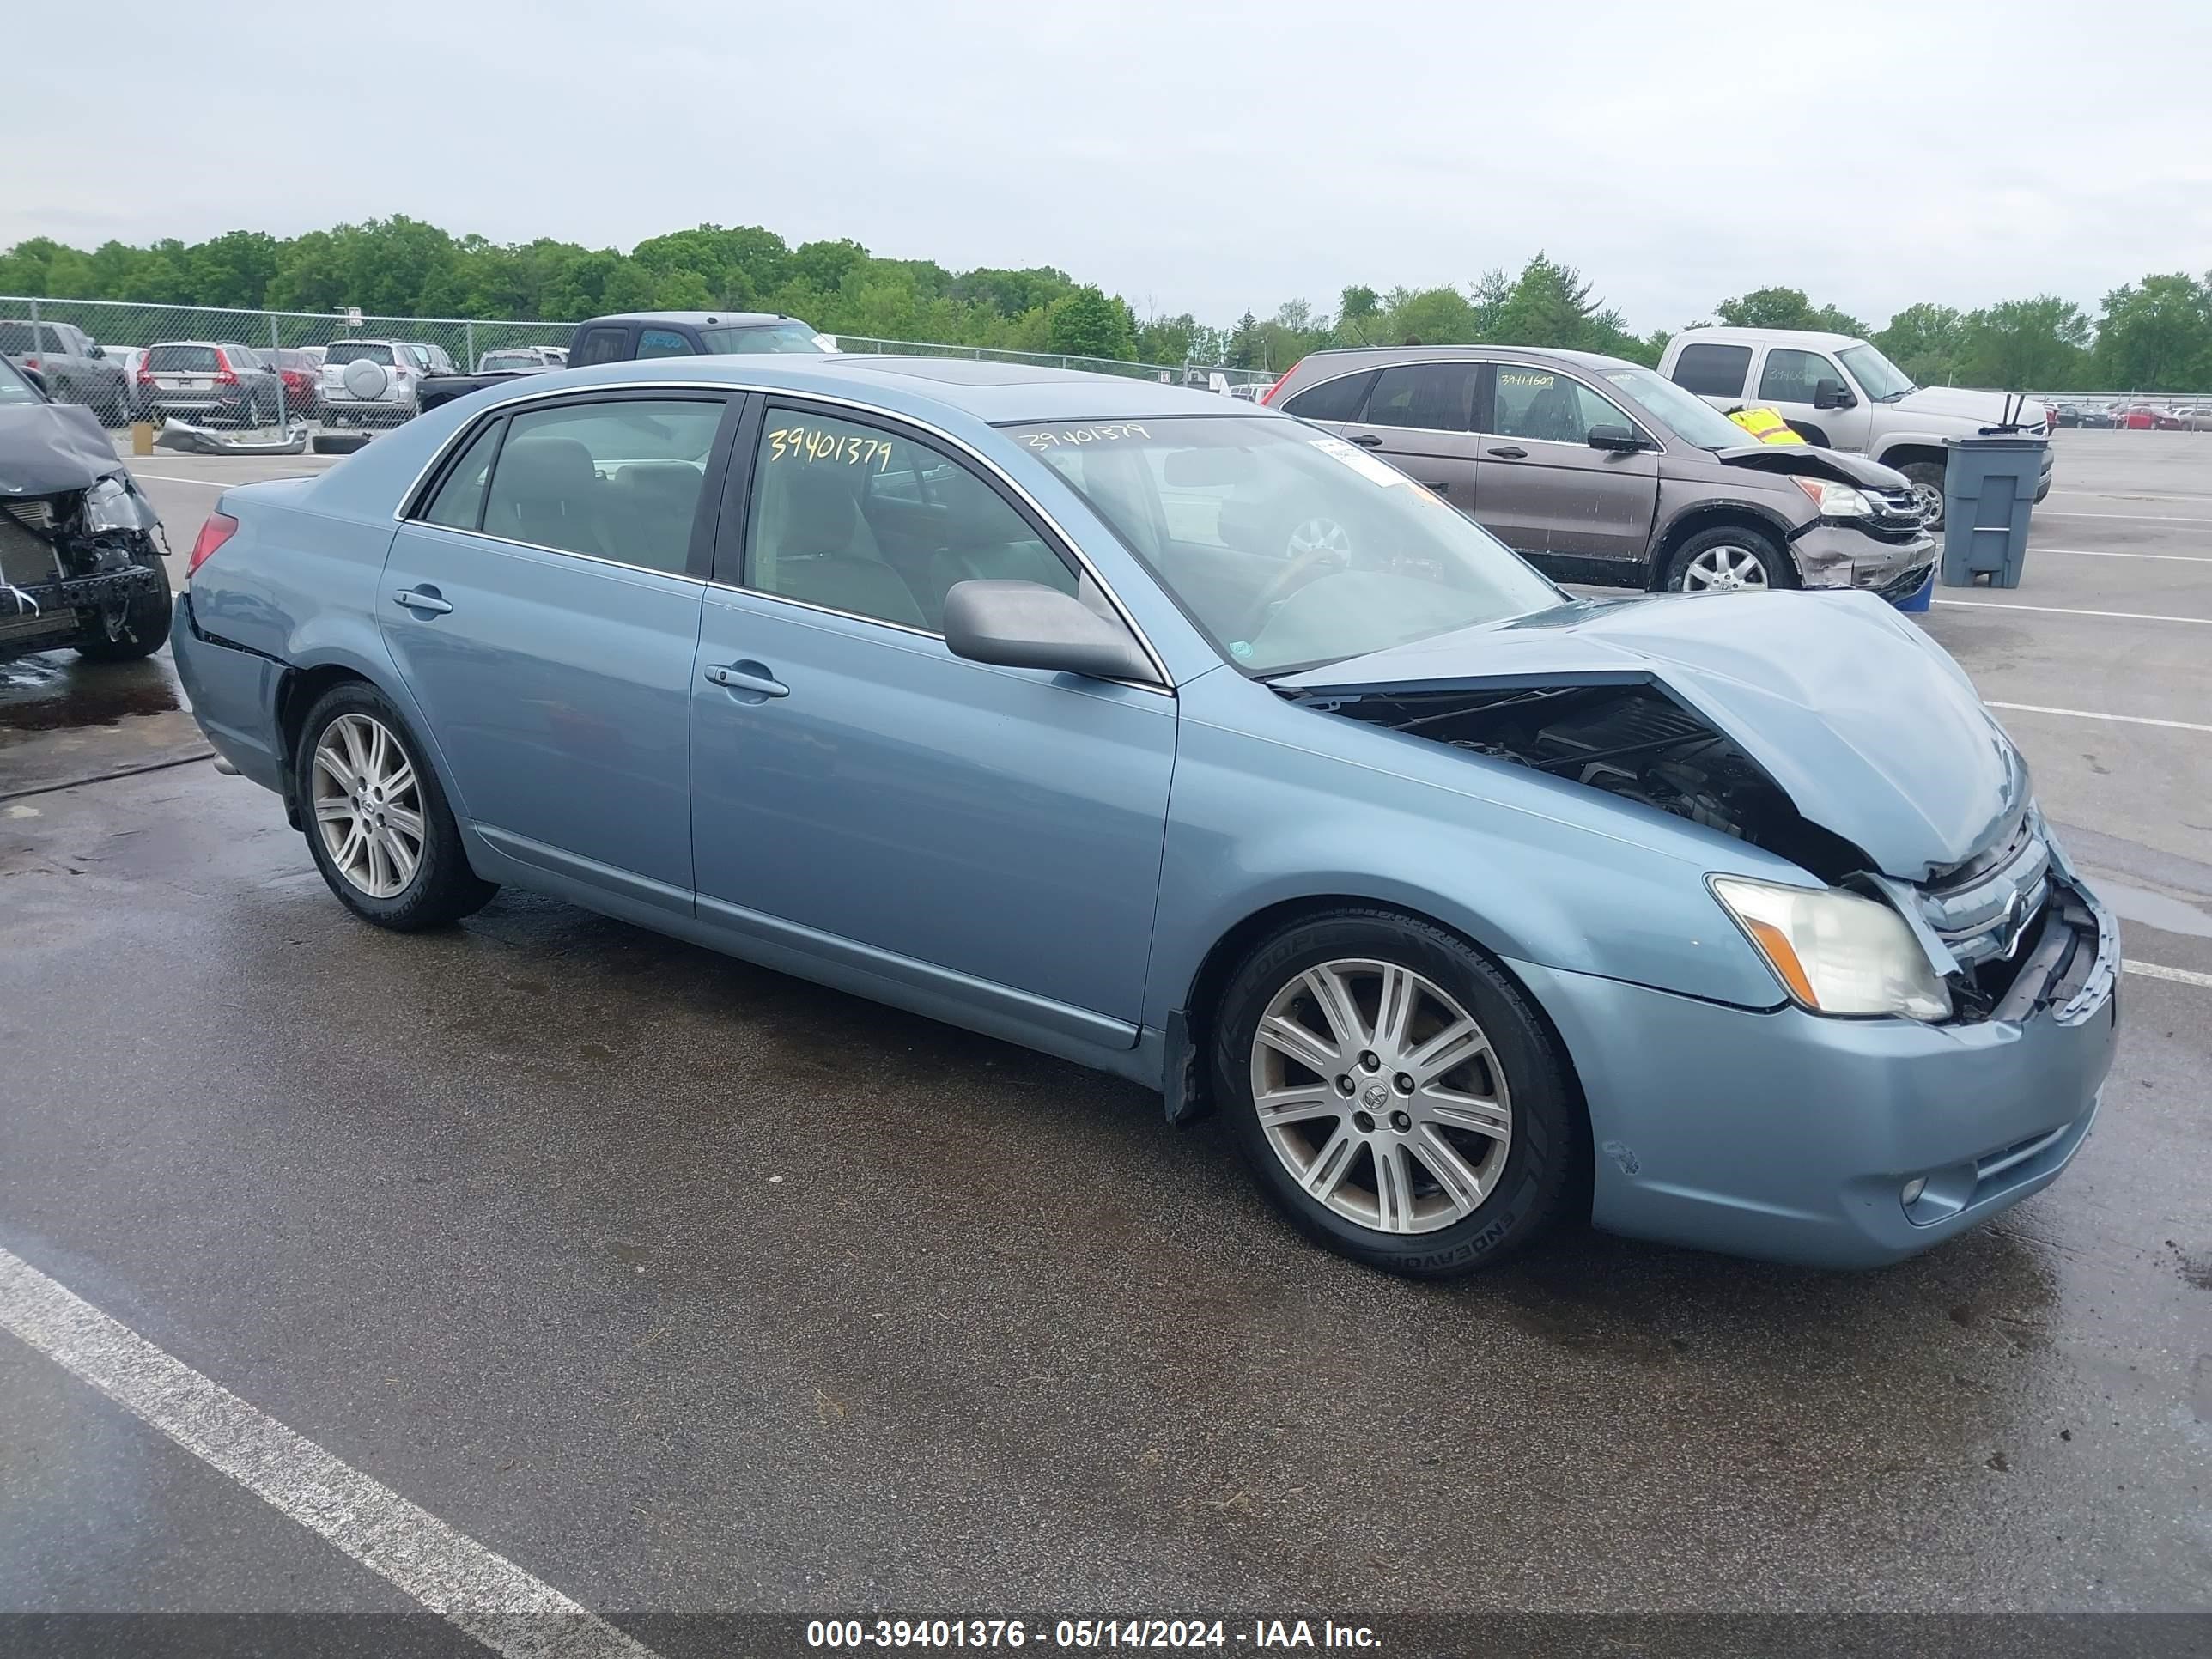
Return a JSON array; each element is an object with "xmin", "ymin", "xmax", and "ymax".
[
  {"xmin": 2113, "ymin": 404, "xmax": 2183, "ymax": 430},
  {"xmin": 265, "ymin": 348, "xmax": 322, "ymax": 417}
]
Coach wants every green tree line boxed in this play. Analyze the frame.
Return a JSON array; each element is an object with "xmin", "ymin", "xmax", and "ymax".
[{"xmin": 3, "ymin": 217, "xmax": 2209, "ymax": 391}]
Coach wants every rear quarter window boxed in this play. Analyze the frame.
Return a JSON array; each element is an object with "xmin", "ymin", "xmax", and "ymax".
[
  {"xmin": 1670, "ymin": 343, "xmax": 1753, "ymax": 399},
  {"xmin": 1279, "ymin": 369, "xmax": 1377, "ymax": 422}
]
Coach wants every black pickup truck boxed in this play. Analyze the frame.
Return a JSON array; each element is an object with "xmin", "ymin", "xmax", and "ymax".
[{"xmin": 416, "ymin": 311, "xmax": 835, "ymax": 413}]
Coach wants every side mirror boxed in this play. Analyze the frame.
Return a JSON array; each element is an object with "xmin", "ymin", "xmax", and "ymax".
[
  {"xmin": 88, "ymin": 343, "xmax": 106, "ymax": 358},
  {"xmin": 1813, "ymin": 377, "xmax": 1855, "ymax": 410},
  {"xmin": 943, "ymin": 580, "xmax": 1155, "ymax": 684},
  {"xmin": 1586, "ymin": 422, "xmax": 1646, "ymax": 452}
]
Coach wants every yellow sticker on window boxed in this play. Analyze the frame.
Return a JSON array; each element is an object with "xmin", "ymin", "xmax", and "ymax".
[{"xmin": 767, "ymin": 425, "xmax": 896, "ymax": 470}]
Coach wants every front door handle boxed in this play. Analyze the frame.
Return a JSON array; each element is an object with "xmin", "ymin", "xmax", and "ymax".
[
  {"xmin": 1486, "ymin": 445, "xmax": 1528, "ymax": 459},
  {"xmin": 703, "ymin": 662, "xmax": 789, "ymax": 700},
  {"xmin": 1351, "ymin": 433, "xmax": 1385, "ymax": 448},
  {"xmin": 392, "ymin": 586, "xmax": 453, "ymax": 615}
]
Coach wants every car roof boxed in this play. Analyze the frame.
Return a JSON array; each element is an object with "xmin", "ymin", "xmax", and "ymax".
[
  {"xmin": 1282, "ymin": 343, "xmax": 1644, "ymax": 376},
  {"xmin": 471, "ymin": 353, "xmax": 1273, "ymax": 425},
  {"xmin": 584, "ymin": 312, "xmax": 797, "ymax": 328},
  {"xmin": 1671, "ymin": 327, "xmax": 1865, "ymax": 349}
]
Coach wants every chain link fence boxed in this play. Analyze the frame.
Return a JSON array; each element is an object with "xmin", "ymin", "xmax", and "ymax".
[{"xmin": 1, "ymin": 295, "xmax": 1278, "ymax": 432}]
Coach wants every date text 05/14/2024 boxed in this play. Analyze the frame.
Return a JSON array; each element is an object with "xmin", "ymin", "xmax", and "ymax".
[{"xmin": 805, "ymin": 1620, "xmax": 1382, "ymax": 1650}]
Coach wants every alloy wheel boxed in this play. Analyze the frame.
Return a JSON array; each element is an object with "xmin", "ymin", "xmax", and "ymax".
[
  {"xmin": 1907, "ymin": 481, "xmax": 1945, "ymax": 527},
  {"xmin": 1680, "ymin": 544, "xmax": 1771, "ymax": 592},
  {"xmin": 1248, "ymin": 958, "xmax": 1512, "ymax": 1236},
  {"xmin": 310, "ymin": 713, "xmax": 424, "ymax": 900}
]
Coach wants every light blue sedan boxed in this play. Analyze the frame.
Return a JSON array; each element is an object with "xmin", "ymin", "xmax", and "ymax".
[{"xmin": 172, "ymin": 357, "xmax": 2118, "ymax": 1275}]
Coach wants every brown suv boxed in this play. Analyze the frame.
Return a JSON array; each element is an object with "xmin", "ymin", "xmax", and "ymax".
[{"xmin": 1263, "ymin": 346, "xmax": 1934, "ymax": 595}]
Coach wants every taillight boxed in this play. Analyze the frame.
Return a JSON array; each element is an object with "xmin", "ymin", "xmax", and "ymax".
[
  {"xmin": 213, "ymin": 350, "xmax": 239, "ymax": 386},
  {"xmin": 137, "ymin": 362, "xmax": 155, "ymax": 383},
  {"xmin": 22, "ymin": 356, "xmax": 39, "ymax": 370},
  {"xmin": 187, "ymin": 511, "xmax": 238, "ymax": 578},
  {"xmin": 1261, "ymin": 363, "xmax": 1299, "ymax": 406}
]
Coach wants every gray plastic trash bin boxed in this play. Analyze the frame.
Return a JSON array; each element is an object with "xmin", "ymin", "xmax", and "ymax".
[{"xmin": 1940, "ymin": 434, "xmax": 2047, "ymax": 588}]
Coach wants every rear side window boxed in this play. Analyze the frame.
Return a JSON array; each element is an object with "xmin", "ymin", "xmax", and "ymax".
[
  {"xmin": 0, "ymin": 322, "xmax": 33, "ymax": 353},
  {"xmin": 325, "ymin": 343, "xmax": 395, "ymax": 367},
  {"xmin": 635, "ymin": 328, "xmax": 695, "ymax": 358},
  {"xmin": 696, "ymin": 323, "xmax": 826, "ymax": 354},
  {"xmin": 226, "ymin": 345, "xmax": 262, "ymax": 368},
  {"xmin": 420, "ymin": 420, "xmax": 504, "ymax": 531},
  {"xmin": 146, "ymin": 344, "xmax": 220, "ymax": 372},
  {"xmin": 1671, "ymin": 343, "xmax": 1752, "ymax": 398},
  {"xmin": 1758, "ymin": 348, "xmax": 1837, "ymax": 403},
  {"xmin": 479, "ymin": 398, "xmax": 723, "ymax": 573},
  {"xmin": 1280, "ymin": 369, "xmax": 1376, "ymax": 423},
  {"xmin": 1364, "ymin": 362, "xmax": 1479, "ymax": 432},
  {"xmin": 570, "ymin": 327, "xmax": 629, "ymax": 366}
]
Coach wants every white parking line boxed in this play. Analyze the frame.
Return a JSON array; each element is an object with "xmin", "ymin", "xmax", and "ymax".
[
  {"xmin": 2036, "ymin": 510, "xmax": 2212, "ymax": 525},
  {"xmin": 125, "ymin": 472, "xmax": 227, "ymax": 486},
  {"xmin": 1986, "ymin": 702, "xmax": 2212, "ymax": 733},
  {"xmin": 2032, "ymin": 546, "xmax": 2212, "ymax": 563},
  {"xmin": 2125, "ymin": 960, "xmax": 2212, "ymax": 990},
  {"xmin": 0, "ymin": 1246, "xmax": 659, "ymax": 1659},
  {"xmin": 1936, "ymin": 599, "xmax": 2212, "ymax": 625}
]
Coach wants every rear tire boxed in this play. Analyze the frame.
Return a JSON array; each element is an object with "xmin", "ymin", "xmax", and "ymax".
[
  {"xmin": 1212, "ymin": 908, "xmax": 1581, "ymax": 1279},
  {"xmin": 294, "ymin": 681, "xmax": 496, "ymax": 932},
  {"xmin": 73, "ymin": 550, "xmax": 172, "ymax": 663},
  {"xmin": 1897, "ymin": 460, "xmax": 1947, "ymax": 531}
]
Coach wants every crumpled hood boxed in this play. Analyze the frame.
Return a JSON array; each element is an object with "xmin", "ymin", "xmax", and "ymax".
[
  {"xmin": 1279, "ymin": 590, "xmax": 2026, "ymax": 881},
  {"xmin": 0, "ymin": 402, "xmax": 126, "ymax": 497},
  {"xmin": 1891, "ymin": 385, "xmax": 2047, "ymax": 430},
  {"xmin": 1712, "ymin": 443, "xmax": 1911, "ymax": 490}
]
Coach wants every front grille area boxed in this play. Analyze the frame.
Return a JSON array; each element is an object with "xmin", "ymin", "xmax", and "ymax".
[{"xmin": 1918, "ymin": 813, "xmax": 2051, "ymax": 970}]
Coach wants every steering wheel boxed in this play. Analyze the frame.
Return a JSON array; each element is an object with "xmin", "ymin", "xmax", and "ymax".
[{"xmin": 1237, "ymin": 534, "xmax": 1349, "ymax": 643}]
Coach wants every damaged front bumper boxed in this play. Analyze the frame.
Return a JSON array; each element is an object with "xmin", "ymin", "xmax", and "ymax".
[
  {"xmin": 1516, "ymin": 865, "xmax": 2118, "ymax": 1268},
  {"xmin": 1790, "ymin": 520, "xmax": 1936, "ymax": 596}
]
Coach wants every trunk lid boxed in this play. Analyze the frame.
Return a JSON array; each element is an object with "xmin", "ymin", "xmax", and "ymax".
[{"xmin": 1278, "ymin": 590, "xmax": 2025, "ymax": 882}]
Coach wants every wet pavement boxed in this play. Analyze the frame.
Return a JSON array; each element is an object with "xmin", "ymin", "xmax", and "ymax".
[{"xmin": 0, "ymin": 435, "xmax": 2207, "ymax": 1622}]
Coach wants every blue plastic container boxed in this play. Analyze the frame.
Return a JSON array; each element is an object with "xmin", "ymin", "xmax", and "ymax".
[{"xmin": 1893, "ymin": 568, "xmax": 1934, "ymax": 613}]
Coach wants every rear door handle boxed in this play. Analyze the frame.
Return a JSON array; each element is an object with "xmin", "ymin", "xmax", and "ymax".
[
  {"xmin": 392, "ymin": 586, "xmax": 453, "ymax": 615},
  {"xmin": 1486, "ymin": 445, "xmax": 1528, "ymax": 459},
  {"xmin": 1352, "ymin": 434, "xmax": 1385, "ymax": 448},
  {"xmin": 703, "ymin": 662, "xmax": 789, "ymax": 699}
]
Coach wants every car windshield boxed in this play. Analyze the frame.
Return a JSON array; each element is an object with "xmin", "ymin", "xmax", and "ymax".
[
  {"xmin": 696, "ymin": 323, "xmax": 830, "ymax": 354},
  {"xmin": 1597, "ymin": 365, "xmax": 1753, "ymax": 450},
  {"xmin": 1838, "ymin": 344, "xmax": 1917, "ymax": 401},
  {"xmin": 1005, "ymin": 416, "xmax": 1563, "ymax": 675},
  {"xmin": 325, "ymin": 343, "xmax": 395, "ymax": 367},
  {"xmin": 0, "ymin": 353, "xmax": 41, "ymax": 404}
]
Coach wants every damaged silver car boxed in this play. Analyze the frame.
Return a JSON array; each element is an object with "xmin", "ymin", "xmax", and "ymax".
[{"xmin": 0, "ymin": 353, "xmax": 170, "ymax": 665}]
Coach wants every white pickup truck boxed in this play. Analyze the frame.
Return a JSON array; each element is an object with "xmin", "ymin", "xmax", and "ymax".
[{"xmin": 1658, "ymin": 327, "xmax": 2052, "ymax": 528}]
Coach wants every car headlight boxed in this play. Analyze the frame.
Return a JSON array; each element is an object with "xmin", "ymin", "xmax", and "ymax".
[
  {"xmin": 1710, "ymin": 876, "xmax": 1950, "ymax": 1021},
  {"xmin": 82, "ymin": 476, "xmax": 154, "ymax": 534},
  {"xmin": 1790, "ymin": 477, "xmax": 1875, "ymax": 518}
]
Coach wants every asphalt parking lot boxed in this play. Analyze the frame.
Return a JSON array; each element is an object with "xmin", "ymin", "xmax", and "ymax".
[{"xmin": 2, "ymin": 430, "xmax": 2208, "ymax": 1642}]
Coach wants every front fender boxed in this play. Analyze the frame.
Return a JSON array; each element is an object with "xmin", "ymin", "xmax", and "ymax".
[{"xmin": 1146, "ymin": 674, "xmax": 1799, "ymax": 1031}]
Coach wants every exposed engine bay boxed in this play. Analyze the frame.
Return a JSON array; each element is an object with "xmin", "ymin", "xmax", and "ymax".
[
  {"xmin": 1, "ymin": 400, "xmax": 170, "ymax": 665},
  {"xmin": 1295, "ymin": 678, "xmax": 1870, "ymax": 882}
]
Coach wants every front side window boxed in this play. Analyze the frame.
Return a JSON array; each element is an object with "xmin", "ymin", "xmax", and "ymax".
[
  {"xmin": 1363, "ymin": 362, "xmax": 1479, "ymax": 432},
  {"xmin": 1758, "ymin": 348, "xmax": 1838, "ymax": 403},
  {"xmin": 1007, "ymin": 416, "xmax": 1561, "ymax": 675},
  {"xmin": 570, "ymin": 328, "xmax": 629, "ymax": 366},
  {"xmin": 1490, "ymin": 367, "xmax": 1633, "ymax": 445},
  {"xmin": 477, "ymin": 398, "xmax": 722, "ymax": 573},
  {"xmin": 1671, "ymin": 342, "xmax": 1752, "ymax": 398},
  {"xmin": 635, "ymin": 328, "xmax": 694, "ymax": 359},
  {"xmin": 744, "ymin": 409, "xmax": 1072, "ymax": 632}
]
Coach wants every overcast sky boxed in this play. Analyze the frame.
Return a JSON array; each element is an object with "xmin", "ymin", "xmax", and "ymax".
[{"xmin": 9, "ymin": 0, "xmax": 2209, "ymax": 333}]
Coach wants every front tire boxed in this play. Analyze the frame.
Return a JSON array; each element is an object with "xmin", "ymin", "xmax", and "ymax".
[
  {"xmin": 1664, "ymin": 525, "xmax": 1794, "ymax": 592},
  {"xmin": 74, "ymin": 550, "xmax": 172, "ymax": 662},
  {"xmin": 1212, "ymin": 909, "xmax": 1580, "ymax": 1278},
  {"xmin": 1897, "ymin": 460, "xmax": 1947, "ymax": 530},
  {"xmin": 294, "ymin": 682, "xmax": 495, "ymax": 931}
]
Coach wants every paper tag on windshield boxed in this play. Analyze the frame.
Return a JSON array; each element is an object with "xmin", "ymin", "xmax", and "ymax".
[{"xmin": 1310, "ymin": 436, "xmax": 1413, "ymax": 489}]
